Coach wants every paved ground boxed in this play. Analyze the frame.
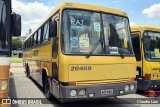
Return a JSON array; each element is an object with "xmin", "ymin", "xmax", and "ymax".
[{"xmin": 9, "ymin": 63, "xmax": 160, "ymax": 107}]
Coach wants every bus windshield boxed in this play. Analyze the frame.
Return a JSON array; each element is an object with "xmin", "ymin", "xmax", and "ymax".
[
  {"xmin": 62, "ymin": 9, "xmax": 133, "ymax": 56},
  {"xmin": 144, "ymin": 31, "xmax": 160, "ymax": 60}
]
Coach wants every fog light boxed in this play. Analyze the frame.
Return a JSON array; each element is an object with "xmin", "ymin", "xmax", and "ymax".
[
  {"xmin": 125, "ymin": 85, "xmax": 129, "ymax": 92},
  {"xmin": 1, "ymin": 81, "xmax": 7, "ymax": 91},
  {"xmin": 79, "ymin": 89, "xmax": 85, "ymax": 96},
  {"xmin": 130, "ymin": 85, "xmax": 134, "ymax": 91},
  {"xmin": 70, "ymin": 90, "xmax": 77, "ymax": 97}
]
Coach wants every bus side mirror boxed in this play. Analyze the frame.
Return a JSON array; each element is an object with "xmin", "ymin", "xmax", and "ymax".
[
  {"xmin": 11, "ymin": 13, "xmax": 21, "ymax": 37},
  {"xmin": 49, "ymin": 20, "xmax": 57, "ymax": 38}
]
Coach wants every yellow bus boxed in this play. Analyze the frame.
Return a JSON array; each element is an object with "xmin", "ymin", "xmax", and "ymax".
[
  {"xmin": 131, "ymin": 25, "xmax": 160, "ymax": 90},
  {"xmin": 0, "ymin": 0, "xmax": 21, "ymax": 106},
  {"xmin": 23, "ymin": 2, "xmax": 137, "ymax": 102}
]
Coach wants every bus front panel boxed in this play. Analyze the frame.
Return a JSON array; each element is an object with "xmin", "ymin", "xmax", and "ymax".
[{"xmin": 58, "ymin": 9, "xmax": 137, "ymax": 99}]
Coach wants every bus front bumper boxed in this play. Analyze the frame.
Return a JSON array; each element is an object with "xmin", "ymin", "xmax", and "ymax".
[
  {"xmin": 60, "ymin": 81, "xmax": 137, "ymax": 100},
  {"xmin": 137, "ymin": 79, "xmax": 160, "ymax": 90}
]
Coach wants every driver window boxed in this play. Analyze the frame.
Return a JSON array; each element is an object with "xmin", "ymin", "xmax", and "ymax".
[{"xmin": 131, "ymin": 33, "xmax": 141, "ymax": 61}]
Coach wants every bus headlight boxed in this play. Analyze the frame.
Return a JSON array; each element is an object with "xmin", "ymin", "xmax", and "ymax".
[
  {"xmin": 130, "ymin": 85, "xmax": 134, "ymax": 91},
  {"xmin": 125, "ymin": 85, "xmax": 129, "ymax": 92},
  {"xmin": 1, "ymin": 81, "xmax": 7, "ymax": 91},
  {"xmin": 79, "ymin": 89, "xmax": 85, "ymax": 96},
  {"xmin": 155, "ymin": 75, "xmax": 159, "ymax": 79},
  {"xmin": 151, "ymin": 75, "xmax": 154, "ymax": 80},
  {"xmin": 70, "ymin": 90, "xmax": 77, "ymax": 97}
]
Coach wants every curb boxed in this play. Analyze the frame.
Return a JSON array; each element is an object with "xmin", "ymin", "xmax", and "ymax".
[{"xmin": 10, "ymin": 63, "xmax": 23, "ymax": 67}]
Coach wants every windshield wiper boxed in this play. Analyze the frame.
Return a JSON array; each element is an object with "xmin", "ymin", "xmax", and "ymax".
[{"xmin": 85, "ymin": 39, "xmax": 107, "ymax": 58}]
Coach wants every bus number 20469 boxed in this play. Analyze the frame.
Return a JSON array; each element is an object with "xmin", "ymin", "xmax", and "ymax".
[{"xmin": 70, "ymin": 66, "xmax": 92, "ymax": 71}]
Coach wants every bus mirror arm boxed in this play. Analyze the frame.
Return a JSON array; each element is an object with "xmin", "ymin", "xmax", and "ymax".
[
  {"xmin": 49, "ymin": 20, "xmax": 57, "ymax": 38},
  {"xmin": 11, "ymin": 13, "xmax": 21, "ymax": 37}
]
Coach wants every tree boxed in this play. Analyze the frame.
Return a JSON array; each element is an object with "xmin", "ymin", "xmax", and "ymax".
[{"xmin": 12, "ymin": 38, "xmax": 22, "ymax": 50}]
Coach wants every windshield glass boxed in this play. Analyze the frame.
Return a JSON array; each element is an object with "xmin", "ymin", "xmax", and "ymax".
[
  {"xmin": 62, "ymin": 9, "xmax": 133, "ymax": 55},
  {"xmin": 102, "ymin": 14, "xmax": 133, "ymax": 55},
  {"xmin": 62, "ymin": 9, "xmax": 104, "ymax": 54},
  {"xmin": 143, "ymin": 31, "xmax": 160, "ymax": 60}
]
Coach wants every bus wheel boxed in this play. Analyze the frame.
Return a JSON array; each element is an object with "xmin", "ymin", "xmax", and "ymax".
[
  {"xmin": 26, "ymin": 66, "xmax": 31, "ymax": 79},
  {"xmin": 44, "ymin": 77, "xmax": 51, "ymax": 99}
]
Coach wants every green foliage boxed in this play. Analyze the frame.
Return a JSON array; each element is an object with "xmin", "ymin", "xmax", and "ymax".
[
  {"xmin": 10, "ymin": 58, "xmax": 23, "ymax": 63},
  {"xmin": 12, "ymin": 38, "xmax": 22, "ymax": 50}
]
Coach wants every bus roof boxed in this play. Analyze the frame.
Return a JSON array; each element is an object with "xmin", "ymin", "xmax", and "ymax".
[
  {"xmin": 131, "ymin": 25, "xmax": 160, "ymax": 32},
  {"xmin": 25, "ymin": 2, "xmax": 128, "ymax": 41}
]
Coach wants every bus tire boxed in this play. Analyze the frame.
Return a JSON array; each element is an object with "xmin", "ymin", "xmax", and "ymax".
[{"xmin": 44, "ymin": 77, "xmax": 51, "ymax": 99}]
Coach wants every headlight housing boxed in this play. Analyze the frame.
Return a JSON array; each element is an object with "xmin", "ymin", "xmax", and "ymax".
[
  {"xmin": 130, "ymin": 85, "xmax": 134, "ymax": 91},
  {"xmin": 79, "ymin": 89, "xmax": 86, "ymax": 96},
  {"xmin": 70, "ymin": 90, "xmax": 77, "ymax": 97},
  {"xmin": 125, "ymin": 85, "xmax": 129, "ymax": 92}
]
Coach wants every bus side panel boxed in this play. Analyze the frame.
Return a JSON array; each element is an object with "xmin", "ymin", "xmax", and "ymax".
[
  {"xmin": 50, "ymin": 12, "xmax": 61, "ymax": 98},
  {"xmin": 29, "ymin": 42, "xmax": 52, "ymax": 86}
]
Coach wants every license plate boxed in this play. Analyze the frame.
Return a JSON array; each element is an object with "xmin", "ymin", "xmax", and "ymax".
[{"xmin": 101, "ymin": 89, "xmax": 113, "ymax": 95}]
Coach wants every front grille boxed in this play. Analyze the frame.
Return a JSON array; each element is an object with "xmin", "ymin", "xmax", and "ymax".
[{"xmin": 76, "ymin": 78, "xmax": 130, "ymax": 86}]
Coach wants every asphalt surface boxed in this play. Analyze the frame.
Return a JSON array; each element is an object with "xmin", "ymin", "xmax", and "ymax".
[{"xmin": 8, "ymin": 63, "xmax": 160, "ymax": 107}]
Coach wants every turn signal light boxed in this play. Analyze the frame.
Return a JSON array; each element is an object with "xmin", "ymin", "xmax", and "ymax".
[
  {"xmin": 69, "ymin": 82, "xmax": 76, "ymax": 86},
  {"xmin": 129, "ymin": 77, "xmax": 135, "ymax": 81},
  {"xmin": 145, "ymin": 74, "xmax": 151, "ymax": 80}
]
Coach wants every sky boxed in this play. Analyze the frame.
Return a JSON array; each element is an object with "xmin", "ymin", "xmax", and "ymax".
[{"xmin": 12, "ymin": 0, "xmax": 160, "ymax": 36}]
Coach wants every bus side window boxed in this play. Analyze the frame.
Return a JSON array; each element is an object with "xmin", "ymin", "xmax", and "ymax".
[
  {"xmin": 29, "ymin": 37, "xmax": 32, "ymax": 48},
  {"xmin": 131, "ymin": 33, "xmax": 141, "ymax": 61},
  {"xmin": 28, "ymin": 38, "xmax": 30, "ymax": 48},
  {"xmin": 43, "ymin": 22, "xmax": 49, "ymax": 42},
  {"xmin": 32, "ymin": 35, "xmax": 34, "ymax": 47},
  {"xmin": 40, "ymin": 26, "xmax": 44, "ymax": 43},
  {"xmin": 33, "ymin": 32, "xmax": 37, "ymax": 46},
  {"xmin": 32, "ymin": 35, "xmax": 35, "ymax": 47},
  {"xmin": 35, "ymin": 31, "xmax": 38, "ymax": 45},
  {"xmin": 53, "ymin": 19, "xmax": 58, "ymax": 58},
  {"xmin": 37, "ymin": 28, "xmax": 41, "ymax": 44}
]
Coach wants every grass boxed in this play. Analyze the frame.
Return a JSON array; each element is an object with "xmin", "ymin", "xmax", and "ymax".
[{"xmin": 10, "ymin": 57, "xmax": 23, "ymax": 63}]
